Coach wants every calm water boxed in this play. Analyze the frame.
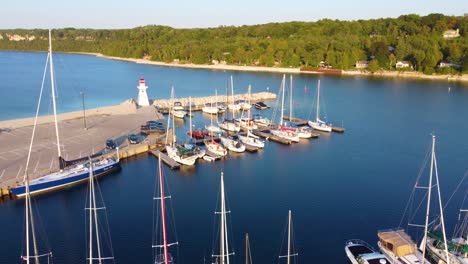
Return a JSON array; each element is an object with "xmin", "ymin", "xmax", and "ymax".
[{"xmin": 0, "ymin": 51, "xmax": 467, "ymax": 264}]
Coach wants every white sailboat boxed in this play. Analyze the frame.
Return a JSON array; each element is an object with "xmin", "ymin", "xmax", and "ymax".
[
  {"xmin": 10, "ymin": 30, "xmax": 120, "ymax": 197},
  {"xmin": 185, "ymin": 97, "xmax": 206, "ymax": 159},
  {"xmin": 153, "ymin": 154, "xmax": 179, "ymax": 264},
  {"xmin": 212, "ymin": 172, "xmax": 235, "ymax": 264},
  {"xmin": 169, "ymin": 86, "xmax": 187, "ymax": 119},
  {"xmin": 271, "ymin": 75, "xmax": 300, "ymax": 143},
  {"xmin": 227, "ymin": 76, "xmax": 241, "ymax": 111},
  {"xmin": 308, "ymin": 80, "xmax": 332, "ymax": 132},
  {"xmin": 205, "ymin": 91, "xmax": 223, "ymax": 134},
  {"xmin": 86, "ymin": 161, "xmax": 115, "ymax": 264},
  {"xmin": 236, "ymin": 85, "xmax": 258, "ymax": 131},
  {"xmin": 281, "ymin": 75, "xmax": 313, "ymax": 139},
  {"xmin": 279, "ymin": 210, "xmax": 298, "ymax": 264},
  {"xmin": 165, "ymin": 101, "xmax": 198, "ymax": 166},
  {"xmin": 202, "ymin": 90, "xmax": 219, "ymax": 115},
  {"xmin": 238, "ymin": 130, "xmax": 264, "ymax": 148},
  {"xmin": 377, "ymin": 135, "xmax": 449, "ymax": 264},
  {"xmin": 219, "ymin": 78, "xmax": 241, "ymax": 133},
  {"xmin": 220, "ymin": 135, "xmax": 246, "ymax": 153}
]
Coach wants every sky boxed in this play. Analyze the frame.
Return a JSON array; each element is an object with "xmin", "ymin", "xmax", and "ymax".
[{"xmin": 2, "ymin": 0, "xmax": 466, "ymax": 29}]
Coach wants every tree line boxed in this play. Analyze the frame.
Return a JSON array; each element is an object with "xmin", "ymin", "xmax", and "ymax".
[{"xmin": 0, "ymin": 13, "xmax": 467, "ymax": 74}]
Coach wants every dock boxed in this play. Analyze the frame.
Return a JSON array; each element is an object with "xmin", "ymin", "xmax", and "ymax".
[
  {"xmin": 282, "ymin": 116, "xmax": 309, "ymax": 126},
  {"xmin": 332, "ymin": 126, "xmax": 345, "ymax": 133},
  {"xmin": 252, "ymin": 130, "xmax": 292, "ymax": 145},
  {"xmin": 149, "ymin": 149, "xmax": 180, "ymax": 170}
]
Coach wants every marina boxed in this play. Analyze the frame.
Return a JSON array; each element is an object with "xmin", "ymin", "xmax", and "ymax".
[{"xmin": 0, "ymin": 51, "xmax": 466, "ymax": 264}]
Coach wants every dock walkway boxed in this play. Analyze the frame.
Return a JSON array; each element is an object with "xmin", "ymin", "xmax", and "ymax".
[{"xmin": 150, "ymin": 149, "xmax": 180, "ymax": 170}]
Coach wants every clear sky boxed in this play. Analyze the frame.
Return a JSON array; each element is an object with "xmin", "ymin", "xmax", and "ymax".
[{"xmin": 2, "ymin": 0, "xmax": 466, "ymax": 29}]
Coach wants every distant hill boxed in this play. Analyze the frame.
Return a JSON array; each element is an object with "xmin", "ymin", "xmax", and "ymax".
[{"xmin": 0, "ymin": 14, "xmax": 467, "ymax": 74}]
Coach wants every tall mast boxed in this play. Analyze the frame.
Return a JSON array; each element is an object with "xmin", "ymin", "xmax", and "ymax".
[
  {"xmin": 432, "ymin": 137, "xmax": 451, "ymax": 264},
  {"xmin": 248, "ymin": 85, "xmax": 252, "ymax": 119},
  {"xmin": 189, "ymin": 96, "xmax": 192, "ymax": 139},
  {"xmin": 289, "ymin": 76, "xmax": 293, "ymax": 121},
  {"xmin": 316, "ymin": 80, "xmax": 320, "ymax": 121},
  {"xmin": 421, "ymin": 136, "xmax": 435, "ymax": 262},
  {"xmin": 25, "ymin": 177, "xmax": 30, "ymax": 264},
  {"xmin": 220, "ymin": 172, "xmax": 226, "ymax": 264},
  {"xmin": 88, "ymin": 163, "xmax": 93, "ymax": 264},
  {"xmin": 287, "ymin": 210, "xmax": 291, "ymax": 264},
  {"xmin": 231, "ymin": 76, "xmax": 236, "ymax": 120},
  {"xmin": 280, "ymin": 75, "xmax": 285, "ymax": 126},
  {"xmin": 49, "ymin": 29, "xmax": 62, "ymax": 158},
  {"xmin": 245, "ymin": 233, "xmax": 249, "ymax": 264},
  {"xmin": 158, "ymin": 155, "xmax": 170, "ymax": 264}
]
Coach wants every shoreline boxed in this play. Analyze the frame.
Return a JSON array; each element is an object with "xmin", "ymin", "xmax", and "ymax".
[{"xmin": 69, "ymin": 52, "xmax": 468, "ymax": 82}]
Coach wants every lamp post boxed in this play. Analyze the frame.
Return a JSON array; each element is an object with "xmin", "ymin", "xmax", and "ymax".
[{"xmin": 80, "ymin": 92, "xmax": 87, "ymax": 130}]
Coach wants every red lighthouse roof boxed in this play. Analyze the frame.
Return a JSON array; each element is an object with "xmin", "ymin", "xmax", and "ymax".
[{"xmin": 139, "ymin": 78, "xmax": 145, "ymax": 83}]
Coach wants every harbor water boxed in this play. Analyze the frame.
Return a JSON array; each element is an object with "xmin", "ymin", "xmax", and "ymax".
[{"xmin": 0, "ymin": 51, "xmax": 467, "ymax": 263}]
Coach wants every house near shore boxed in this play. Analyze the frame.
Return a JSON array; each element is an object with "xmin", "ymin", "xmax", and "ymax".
[
  {"xmin": 355, "ymin": 61, "xmax": 369, "ymax": 69},
  {"xmin": 396, "ymin": 61, "xmax": 412, "ymax": 69},
  {"xmin": 443, "ymin": 29, "xmax": 460, "ymax": 39},
  {"xmin": 319, "ymin": 61, "xmax": 332, "ymax": 69},
  {"xmin": 438, "ymin": 60, "xmax": 461, "ymax": 68}
]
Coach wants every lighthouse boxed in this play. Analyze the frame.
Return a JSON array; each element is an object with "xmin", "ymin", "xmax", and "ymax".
[{"xmin": 137, "ymin": 78, "xmax": 150, "ymax": 106}]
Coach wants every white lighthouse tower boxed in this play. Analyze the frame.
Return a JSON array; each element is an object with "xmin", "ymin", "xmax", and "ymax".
[{"xmin": 136, "ymin": 78, "xmax": 150, "ymax": 106}]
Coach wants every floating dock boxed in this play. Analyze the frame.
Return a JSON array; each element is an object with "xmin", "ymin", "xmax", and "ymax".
[
  {"xmin": 332, "ymin": 127, "xmax": 345, "ymax": 133},
  {"xmin": 149, "ymin": 149, "xmax": 180, "ymax": 170},
  {"xmin": 252, "ymin": 130, "xmax": 292, "ymax": 145},
  {"xmin": 282, "ymin": 116, "xmax": 309, "ymax": 126}
]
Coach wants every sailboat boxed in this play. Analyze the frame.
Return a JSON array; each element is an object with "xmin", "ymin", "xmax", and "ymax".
[
  {"xmin": 280, "ymin": 76, "xmax": 313, "ymax": 139},
  {"xmin": 153, "ymin": 154, "xmax": 178, "ymax": 264},
  {"xmin": 278, "ymin": 210, "xmax": 298, "ymax": 264},
  {"xmin": 271, "ymin": 75, "xmax": 300, "ymax": 143},
  {"xmin": 205, "ymin": 90, "xmax": 223, "ymax": 134},
  {"xmin": 236, "ymin": 85, "xmax": 258, "ymax": 131},
  {"xmin": 227, "ymin": 76, "xmax": 241, "ymax": 111},
  {"xmin": 165, "ymin": 100, "xmax": 199, "ymax": 166},
  {"xmin": 220, "ymin": 134, "xmax": 246, "ymax": 153},
  {"xmin": 377, "ymin": 135, "xmax": 448, "ymax": 264},
  {"xmin": 219, "ymin": 77, "xmax": 241, "ymax": 132},
  {"xmin": 169, "ymin": 86, "xmax": 187, "ymax": 119},
  {"xmin": 202, "ymin": 90, "xmax": 219, "ymax": 115},
  {"xmin": 345, "ymin": 239, "xmax": 391, "ymax": 264},
  {"xmin": 10, "ymin": 30, "xmax": 120, "ymax": 198},
  {"xmin": 86, "ymin": 160, "xmax": 115, "ymax": 264},
  {"xmin": 184, "ymin": 97, "xmax": 206, "ymax": 158},
  {"xmin": 20, "ymin": 30, "xmax": 54, "ymax": 264},
  {"xmin": 212, "ymin": 172, "xmax": 235, "ymax": 264},
  {"xmin": 308, "ymin": 80, "xmax": 332, "ymax": 132}
]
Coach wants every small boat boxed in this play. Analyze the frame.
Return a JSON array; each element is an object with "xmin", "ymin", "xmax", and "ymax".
[
  {"xmin": 217, "ymin": 103, "xmax": 227, "ymax": 113},
  {"xmin": 187, "ymin": 130, "xmax": 208, "ymax": 139},
  {"xmin": 204, "ymin": 138, "xmax": 228, "ymax": 157},
  {"xmin": 170, "ymin": 88, "xmax": 187, "ymax": 119},
  {"xmin": 253, "ymin": 114, "xmax": 271, "ymax": 127},
  {"xmin": 280, "ymin": 122, "xmax": 313, "ymax": 139},
  {"xmin": 166, "ymin": 145, "xmax": 199, "ymax": 165},
  {"xmin": 220, "ymin": 135, "xmax": 245, "ymax": 153},
  {"xmin": 202, "ymin": 103, "xmax": 219, "ymax": 114},
  {"xmin": 238, "ymin": 130, "xmax": 264, "ymax": 148},
  {"xmin": 253, "ymin": 101, "xmax": 269, "ymax": 110},
  {"xmin": 227, "ymin": 76, "xmax": 241, "ymax": 111},
  {"xmin": 219, "ymin": 119, "xmax": 240, "ymax": 133},
  {"xmin": 308, "ymin": 80, "xmax": 332, "ymax": 132},
  {"xmin": 235, "ymin": 117, "xmax": 258, "ymax": 130},
  {"xmin": 235, "ymin": 99, "xmax": 251, "ymax": 111},
  {"xmin": 206, "ymin": 124, "xmax": 223, "ymax": 134},
  {"xmin": 173, "ymin": 101, "xmax": 185, "ymax": 111},
  {"xmin": 345, "ymin": 239, "xmax": 390, "ymax": 264}
]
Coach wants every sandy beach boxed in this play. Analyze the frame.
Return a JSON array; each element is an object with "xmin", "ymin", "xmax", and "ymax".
[{"xmin": 71, "ymin": 52, "xmax": 468, "ymax": 82}]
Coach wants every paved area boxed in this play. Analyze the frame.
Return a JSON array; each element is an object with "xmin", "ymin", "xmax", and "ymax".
[{"xmin": 0, "ymin": 107, "xmax": 163, "ymax": 188}]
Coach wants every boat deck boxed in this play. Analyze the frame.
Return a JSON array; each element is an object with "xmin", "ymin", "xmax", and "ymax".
[{"xmin": 348, "ymin": 244, "xmax": 374, "ymax": 258}]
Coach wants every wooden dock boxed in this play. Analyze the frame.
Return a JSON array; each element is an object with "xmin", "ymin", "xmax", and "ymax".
[
  {"xmin": 252, "ymin": 130, "xmax": 291, "ymax": 145},
  {"xmin": 332, "ymin": 127, "xmax": 345, "ymax": 133},
  {"xmin": 149, "ymin": 149, "xmax": 180, "ymax": 170},
  {"xmin": 282, "ymin": 116, "xmax": 309, "ymax": 126},
  {"xmin": 244, "ymin": 145, "xmax": 259, "ymax": 152}
]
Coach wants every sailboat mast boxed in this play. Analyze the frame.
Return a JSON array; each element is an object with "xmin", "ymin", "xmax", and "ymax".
[
  {"xmin": 25, "ymin": 178, "xmax": 30, "ymax": 264},
  {"xmin": 316, "ymin": 80, "xmax": 320, "ymax": 122},
  {"xmin": 189, "ymin": 97, "xmax": 192, "ymax": 138},
  {"xmin": 158, "ymin": 156, "xmax": 170, "ymax": 264},
  {"xmin": 220, "ymin": 172, "xmax": 226, "ymax": 264},
  {"xmin": 245, "ymin": 233, "xmax": 249, "ymax": 264},
  {"xmin": 91, "ymin": 164, "xmax": 103, "ymax": 263},
  {"xmin": 432, "ymin": 139, "xmax": 451, "ymax": 264},
  {"xmin": 290, "ymin": 76, "xmax": 293, "ymax": 121},
  {"xmin": 287, "ymin": 210, "xmax": 291, "ymax": 264},
  {"xmin": 422, "ymin": 135, "xmax": 435, "ymax": 261},
  {"xmin": 88, "ymin": 165, "xmax": 93, "ymax": 264},
  {"xmin": 280, "ymin": 75, "xmax": 285, "ymax": 126},
  {"xmin": 48, "ymin": 29, "xmax": 62, "ymax": 158}
]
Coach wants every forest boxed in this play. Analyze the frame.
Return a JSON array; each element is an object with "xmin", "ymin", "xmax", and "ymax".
[{"xmin": 0, "ymin": 14, "xmax": 467, "ymax": 74}]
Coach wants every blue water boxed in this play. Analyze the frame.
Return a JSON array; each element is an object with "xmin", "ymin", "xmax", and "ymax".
[{"xmin": 0, "ymin": 51, "xmax": 467, "ymax": 264}]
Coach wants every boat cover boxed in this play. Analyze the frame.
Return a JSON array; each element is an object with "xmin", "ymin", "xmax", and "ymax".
[{"xmin": 378, "ymin": 229, "xmax": 417, "ymax": 257}]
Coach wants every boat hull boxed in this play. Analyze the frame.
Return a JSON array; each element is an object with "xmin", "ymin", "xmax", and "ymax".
[
  {"xmin": 308, "ymin": 121, "xmax": 332, "ymax": 132},
  {"xmin": 10, "ymin": 159, "xmax": 120, "ymax": 197}
]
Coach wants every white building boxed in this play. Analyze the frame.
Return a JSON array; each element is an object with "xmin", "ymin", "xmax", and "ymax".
[
  {"xmin": 438, "ymin": 61, "xmax": 460, "ymax": 68},
  {"xmin": 443, "ymin": 29, "xmax": 460, "ymax": 39},
  {"xmin": 136, "ymin": 78, "xmax": 150, "ymax": 107},
  {"xmin": 396, "ymin": 61, "xmax": 412, "ymax": 69},
  {"xmin": 355, "ymin": 61, "xmax": 369, "ymax": 69}
]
